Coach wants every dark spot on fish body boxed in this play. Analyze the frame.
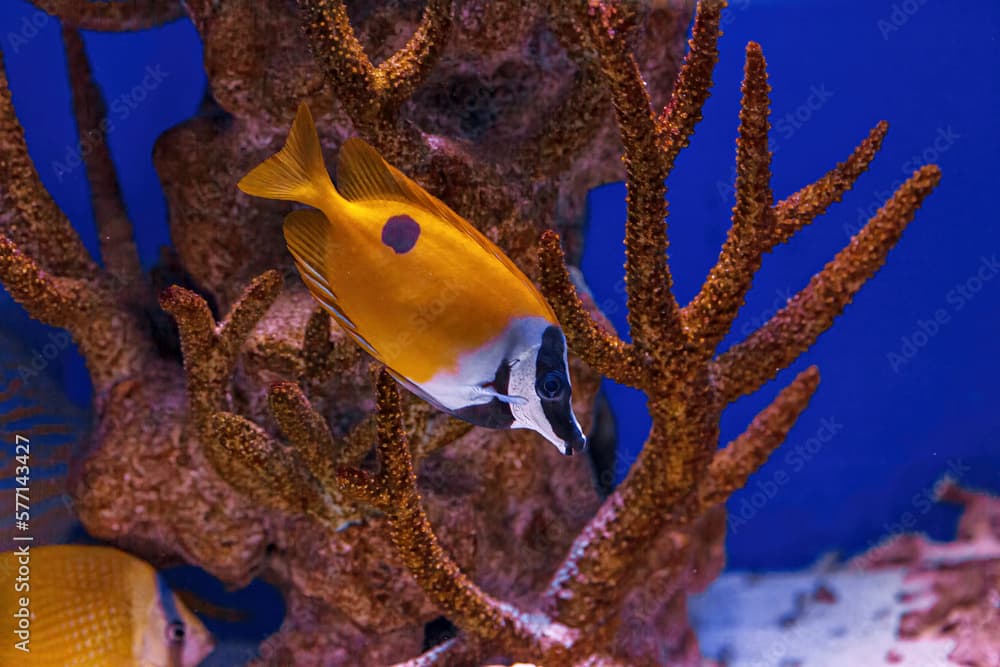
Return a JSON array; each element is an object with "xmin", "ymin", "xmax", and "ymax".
[{"xmin": 382, "ymin": 215, "xmax": 420, "ymax": 254}]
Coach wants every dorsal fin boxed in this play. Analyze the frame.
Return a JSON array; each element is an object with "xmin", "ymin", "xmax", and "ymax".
[
  {"xmin": 335, "ymin": 138, "xmax": 539, "ymax": 292},
  {"xmin": 336, "ymin": 138, "xmax": 484, "ymax": 237},
  {"xmin": 335, "ymin": 138, "xmax": 407, "ymax": 202}
]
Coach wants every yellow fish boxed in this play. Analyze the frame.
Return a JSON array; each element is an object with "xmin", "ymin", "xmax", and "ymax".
[
  {"xmin": 238, "ymin": 103, "xmax": 586, "ymax": 454},
  {"xmin": 0, "ymin": 545, "xmax": 214, "ymax": 666}
]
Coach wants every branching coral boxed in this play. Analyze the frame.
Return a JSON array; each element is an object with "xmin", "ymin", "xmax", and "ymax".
[
  {"xmin": 532, "ymin": 2, "xmax": 938, "ymax": 654},
  {"xmin": 0, "ymin": 0, "xmax": 942, "ymax": 664}
]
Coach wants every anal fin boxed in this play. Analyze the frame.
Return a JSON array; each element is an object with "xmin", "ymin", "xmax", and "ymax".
[{"xmin": 284, "ymin": 209, "xmax": 382, "ymax": 362}]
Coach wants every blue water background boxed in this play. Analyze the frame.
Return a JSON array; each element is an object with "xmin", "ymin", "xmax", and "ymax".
[{"xmin": 0, "ymin": 0, "xmax": 996, "ymax": 578}]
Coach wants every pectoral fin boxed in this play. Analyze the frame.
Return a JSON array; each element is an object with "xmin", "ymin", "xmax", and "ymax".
[{"xmin": 472, "ymin": 385, "xmax": 528, "ymax": 406}]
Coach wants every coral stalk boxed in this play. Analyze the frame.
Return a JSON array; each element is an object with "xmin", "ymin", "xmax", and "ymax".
[
  {"xmin": 656, "ymin": 0, "xmax": 722, "ymax": 169},
  {"xmin": 0, "ymin": 50, "xmax": 95, "ymax": 280},
  {"xmin": 697, "ymin": 366, "xmax": 819, "ymax": 509},
  {"xmin": 336, "ymin": 370, "xmax": 577, "ymax": 661},
  {"xmin": 538, "ymin": 230, "xmax": 643, "ymax": 386},
  {"xmin": 531, "ymin": 0, "xmax": 939, "ymax": 655},
  {"xmin": 160, "ymin": 271, "xmax": 282, "ymax": 428},
  {"xmin": 713, "ymin": 164, "xmax": 941, "ymax": 403},
  {"xmin": 683, "ymin": 42, "xmax": 774, "ymax": 352},
  {"xmin": 62, "ymin": 27, "xmax": 144, "ymax": 290},
  {"xmin": 206, "ymin": 410, "xmax": 333, "ymax": 520},
  {"xmin": 296, "ymin": 0, "xmax": 452, "ymax": 159},
  {"xmin": 771, "ymin": 121, "xmax": 889, "ymax": 246},
  {"xmin": 582, "ymin": 0, "xmax": 684, "ymax": 361},
  {"xmin": 28, "ymin": 0, "xmax": 185, "ymax": 32}
]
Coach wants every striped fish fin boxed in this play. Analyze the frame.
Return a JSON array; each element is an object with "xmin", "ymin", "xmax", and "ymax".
[
  {"xmin": 282, "ymin": 209, "xmax": 383, "ymax": 362},
  {"xmin": 0, "ymin": 341, "xmax": 86, "ymax": 545}
]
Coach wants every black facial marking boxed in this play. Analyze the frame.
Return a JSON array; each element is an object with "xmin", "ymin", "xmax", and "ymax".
[
  {"xmin": 451, "ymin": 359, "xmax": 514, "ymax": 429},
  {"xmin": 381, "ymin": 215, "xmax": 421, "ymax": 254},
  {"xmin": 536, "ymin": 326, "xmax": 586, "ymax": 454}
]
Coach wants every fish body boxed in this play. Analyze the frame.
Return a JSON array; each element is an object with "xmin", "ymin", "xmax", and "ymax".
[
  {"xmin": 0, "ymin": 545, "xmax": 214, "ymax": 666},
  {"xmin": 238, "ymin": 103, "xmax": 586, "ymax": 454}
]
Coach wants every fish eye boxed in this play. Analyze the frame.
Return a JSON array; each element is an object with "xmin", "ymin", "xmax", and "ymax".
[
  {"xmin": 537, "ymin": 371, "xmax": 567, "ymax": 400},
  {"xmin": 166, "ymin": 620, "xmax": 186, "ymax": 644}
]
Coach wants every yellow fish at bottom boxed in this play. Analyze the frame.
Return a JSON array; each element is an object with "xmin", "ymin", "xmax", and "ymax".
[{"xmin": 0, "ymin": 545, "xmax": 213, "ymax": 666}]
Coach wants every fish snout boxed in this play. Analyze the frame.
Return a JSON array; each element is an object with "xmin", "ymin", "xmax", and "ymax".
[{"xmin": 562, "ymin": 430, "xmax": 587, "ymax": 456}]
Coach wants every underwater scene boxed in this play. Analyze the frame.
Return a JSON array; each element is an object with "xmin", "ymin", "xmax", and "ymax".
[{"xmin": 0, "ymin": 0, "xmax": 996, "ymax": 665}]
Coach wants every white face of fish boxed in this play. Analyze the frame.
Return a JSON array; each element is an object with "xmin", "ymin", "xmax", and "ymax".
[
  {"xmin": 508, "ymin": 326, "xmax": 587, "ymax": 456},
  {"xmin": 410, "ymin": 318, "xmax": 586, "ymax": 453}
]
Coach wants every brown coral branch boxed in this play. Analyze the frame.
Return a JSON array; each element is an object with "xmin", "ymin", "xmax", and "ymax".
[
  {"xmin": 301, "ymin": 307, "xmax": 361, "ymax": 384},
  {"xmin": 206, "ymin": 411, "xmax": 333, "ymax": 520},
  {"xmin": 297, "ymin": 0, "xmax": 452, "ymax": 128},
  {"xmin": 377, "ymin": 0, "xmax": 453, "ymax": 108},
  {"xmin": 28, "ymin": 0, "xmax": 185, "ymax": 32},
  {"xmin": 268, "ymin": 381, "xmax": 342, "ymax": 487},
  {"xmin": 656, "ymin": 0, "xmax": 723, "ymax": 170},
  {"xmin": 684, "ymin": 42, "xmax": 774, "ymax": 353},
  {"xmin": 217, "ymin": 272, "xmax": 284, "ymax": 366},
  {"xmin": 713, "ymin": 164, "xmax": 942, "ymax": 403},
  {"xmin": 538, "ymin": 230, "xmax": 644, "ymax": 386},
  {"xmin": 296, "ymin": 0, "xmax": 376, "ymax": 120},
  {"xmin": 336, "ymin": 369, "xmax": 577, "ymax": 660},
  {"xmin": 0, "ymin": 234, "xmax": 153, "ymax": 390},
  {"xmin": 0, "ymin": 235, "xmax": 90, "ymax": 330},
  {"xmin": 579, "ymin": 0, "xmax": 684, "ymax": 361},
  {"xmin": 62, "ymin": 27, "xmax": 143, "ymax": 290},
  {"xmin": 542, "ymin": 381, "xmax": 719, "ymax": 631},
  {"xmin": 0, "ymin": 49, "xmax": 96, "ymax": 280},
  {"xmin": 403, "ymin": 404, "xmax": 471, "ymax": 461},
  {"xmin": 771, "ymin": 121, "xmax": 889, "ymax": 246},
  {"xmin": 697, "ymin": 366, "xmax": 819, "ymax": 509},
  {"xmin": 160, "ymin": 271, "xmax": 282, "ymax": 427},
  {"xmin": 531, "ymin": 6, "xmax": 936, "ymax": 649}
]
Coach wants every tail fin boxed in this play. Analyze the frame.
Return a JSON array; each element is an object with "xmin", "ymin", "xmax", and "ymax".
[{"xmin": 237, "ymin": 103, "xmax": 335, "ymax": 210}]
